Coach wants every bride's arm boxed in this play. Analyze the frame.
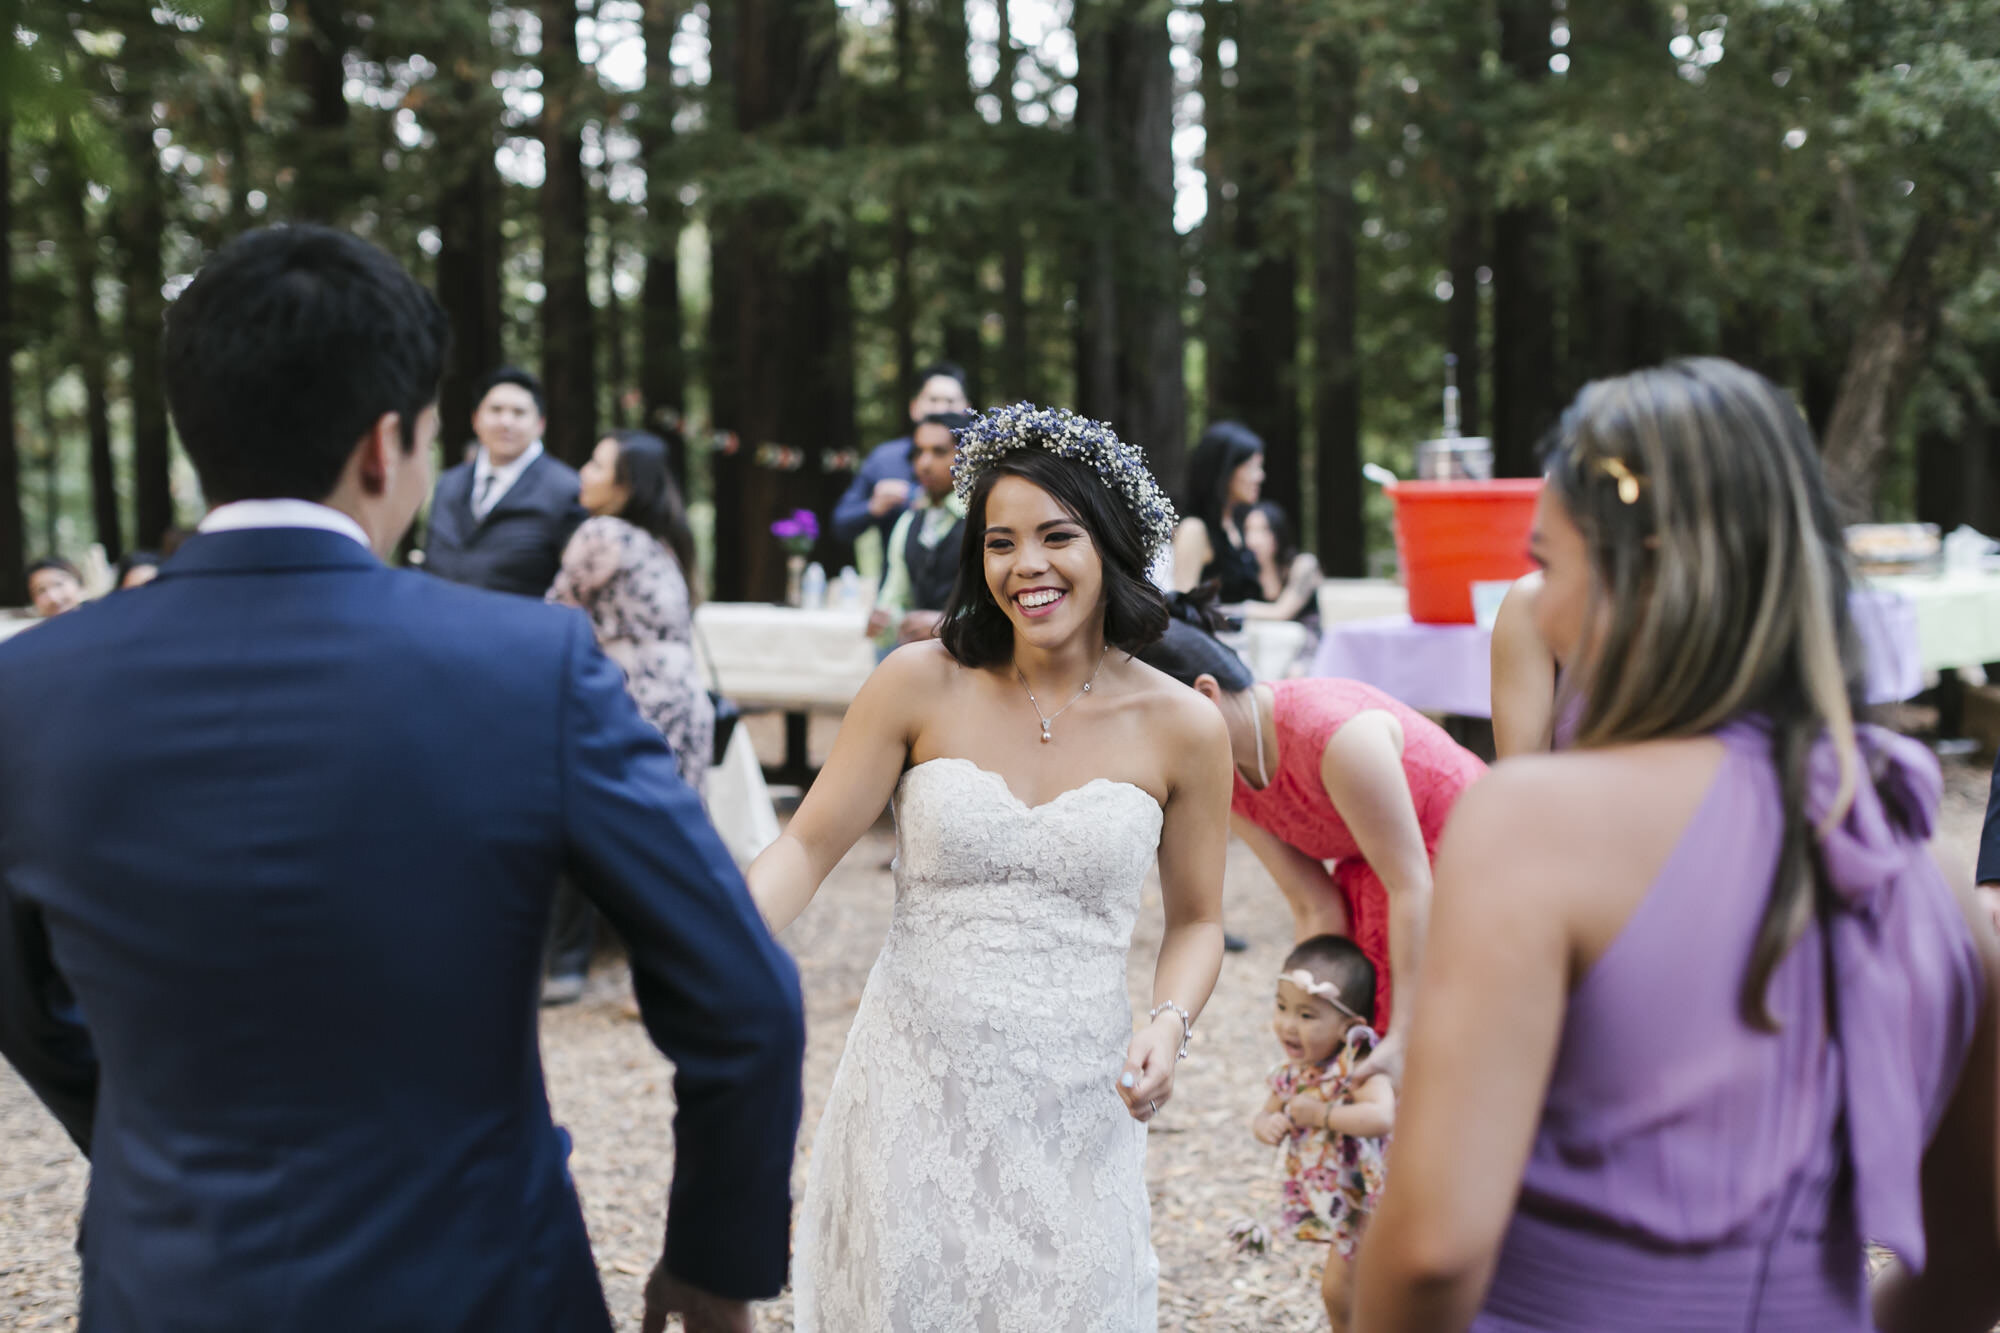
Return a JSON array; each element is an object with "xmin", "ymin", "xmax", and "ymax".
[
  {"xmin": 748, "ymin": 643, "xmax": 940, "ymax": 933},
  {"xmin": 1121, "ymin": 694, "xmax": 1232, "ymax": 1119}
]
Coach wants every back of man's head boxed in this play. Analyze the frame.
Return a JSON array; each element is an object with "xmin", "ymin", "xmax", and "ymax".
[{"xmin": 162, "ymin": 225, "xmax": 450, "ymax": 506}]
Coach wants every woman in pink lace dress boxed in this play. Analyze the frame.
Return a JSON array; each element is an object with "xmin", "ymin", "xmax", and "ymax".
[
  {"xmin": 549, "ymin": 430, "xmax": 712, "ymax": 788},
  {"xmin": 1143, "ymin": 608, "xmax": 1486, "ymax": 1079}
]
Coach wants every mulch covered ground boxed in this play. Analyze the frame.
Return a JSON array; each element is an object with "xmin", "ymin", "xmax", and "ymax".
[{"xmin": 2, "ymin": 740, "xmax": 1990, "ymax": 1332}]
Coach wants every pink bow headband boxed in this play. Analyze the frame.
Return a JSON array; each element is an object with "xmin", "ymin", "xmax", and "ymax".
[{"xmin": 1278, "ymin": 969, "xmax": 1364, "ymax": 1022}]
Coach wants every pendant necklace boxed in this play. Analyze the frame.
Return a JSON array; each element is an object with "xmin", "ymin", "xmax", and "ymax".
[{"xmin": 1016, "ymin": 648, "xmax": 1109, "ymax": 744}]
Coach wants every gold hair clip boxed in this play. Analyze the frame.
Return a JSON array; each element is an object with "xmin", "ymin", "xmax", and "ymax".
[{"xmin": 1598, "ymin": 456, "xmax": 1643, "ymax": 505}]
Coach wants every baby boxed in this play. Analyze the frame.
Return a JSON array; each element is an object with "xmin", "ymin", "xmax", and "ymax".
[{"xmin": 1244, "ymin": 934, "xmax": 1394, "ymax": 1332}]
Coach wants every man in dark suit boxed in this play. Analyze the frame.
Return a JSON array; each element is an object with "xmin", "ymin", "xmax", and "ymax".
[
  {"xmin": 423, "ymin": 366, "xmax": 584, "ymax": 597},
  {"xmin": 0, "ymin": 226, "xmax": 801, "ymax": 1333}
]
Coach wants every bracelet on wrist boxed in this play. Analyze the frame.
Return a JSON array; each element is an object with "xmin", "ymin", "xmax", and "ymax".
[{"xmin": 1149, "ymin": 1000, "xmax": 1193, "ymax": 1061}]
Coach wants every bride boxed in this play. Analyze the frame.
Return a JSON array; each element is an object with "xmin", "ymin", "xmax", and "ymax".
[{"xmin": 750, "ymin": 405, "xmax": 1231, "ymax": 1330}]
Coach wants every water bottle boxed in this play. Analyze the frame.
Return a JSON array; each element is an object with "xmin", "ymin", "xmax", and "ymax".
[
  {"xmin": 837, "ymin": 565, "xmax": 861, "ymax": 608},
  {"xmin": 801, "ymin": 561, "xmax": 828, "ymax": 610}
]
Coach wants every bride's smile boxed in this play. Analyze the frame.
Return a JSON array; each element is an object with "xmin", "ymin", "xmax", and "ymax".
[{"xmin": 982, "ymin": 474, "xmax": 1105, "ymax": 647}]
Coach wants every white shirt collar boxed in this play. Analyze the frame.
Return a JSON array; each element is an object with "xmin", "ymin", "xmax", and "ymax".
[
  {"xmin": 472, "ymin": 440, "xmax": 545, "ymax": 499},
  {"xmin": 198, "ymin": 499, "xmax": 372, "ymax": 551}
]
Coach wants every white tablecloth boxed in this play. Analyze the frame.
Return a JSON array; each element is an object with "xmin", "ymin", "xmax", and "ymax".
[
  {"xmin": 693, "ymin": 602, "xmax": 877, "ymax": 710},
  {"xmin": 1311, "ymin": 584, "xmax": 1926, "ymax": 717}
]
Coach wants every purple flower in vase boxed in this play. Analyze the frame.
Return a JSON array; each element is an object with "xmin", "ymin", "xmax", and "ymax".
[{"xmin": 770, "ymin": 508, "xmax": 820, "ymax": 556}]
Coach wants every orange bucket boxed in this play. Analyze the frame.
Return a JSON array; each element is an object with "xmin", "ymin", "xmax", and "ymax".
[{"xmin": 1387, "ymin": 479, "xmax": 1543, "ymax": 623}]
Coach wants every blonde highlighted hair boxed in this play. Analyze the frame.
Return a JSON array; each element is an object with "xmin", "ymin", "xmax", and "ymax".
[{"xmin": 1545, "ymin": 358, "xmax": 1863, "ymax": 1029}]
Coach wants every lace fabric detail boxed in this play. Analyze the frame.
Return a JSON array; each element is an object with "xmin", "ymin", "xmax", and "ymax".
[{"xmin": 795, "ymin": 758, "xmax": 1166, "ymax": 1332}]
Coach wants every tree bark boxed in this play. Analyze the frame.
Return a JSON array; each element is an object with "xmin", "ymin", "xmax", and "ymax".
[
  {"xmin": 887, "ymin": 0, "xmax": 918, "ymax": 412},
  {"xmin": 1821, "ymin": 213, "xmax": 1951, "ymax": 515},
  {"xmin": 1217, "ymin": 3, "xmax": 1299, "ymax": 519},
  {"xmin": 282, "ymin": 0, "xmax": 353, "ymax": 223},
  {"xmin": 708, "ymin": 0, "xmax": 855, "ymax": 600},
  {"xmin": 1442, "ymin": 2, "xmax": 1486, "ymax": 440},
  {"xmin": 995, "ymin": 6, "xmax": 1032, "ymax": 402},
  {"xmin": 121, "ymin": 118, "xmax": 174, "ymax": 547},
  {"xmin": 0, "ymin": 116, "xmax": 23, "ymax": 601},
  {"xmin": 540, "ymin": 0, "xmax": 600, "ymax": 466},
  {"xmin": 1074, "ymin": 0, "xmax": 1186, "ymax": 494},
  {"xmin": 53, "ymin": 140, "xmax": 123, "ymax": 563},
  {"xmin": 1199, "ymin": 0, "xmax": 1233, "ymax": 421},
  {"xmin": 932, "ymin": 0, "xmax": 985, "ymax": 405},
  {"xmin": 433, "ymin": 11, "xmax": 504, "ymax": 460},
  {"xmin": 1490, "ymin": 0, "xmax": 1558, "ymax": 477},
  {"xmin": 1311, "ymin": 34, "xmax": 1362, "ymax": 578},
  {"xmin": 638, "ymin": 0, "xmax": 687, "ymax": 474}
]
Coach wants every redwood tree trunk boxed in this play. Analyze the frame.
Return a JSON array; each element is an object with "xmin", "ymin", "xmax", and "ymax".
[
  {"xmin": 639, "ymin": 0, "xmax": 687, "ymax": 474},
  {"xmin": 433, "ymin": 14, "xmax": 504, "ymax": 460},
  {"xmin": 1311, "ymin": 35, "xmax": 1362, "ymax": 578},
  {"xmin": 55, "ymin": 140, "xmax": 122, "ymax": 563},
  {"xmin": 1074, "ymin": 0, "xmax": 1186, "ymax": 494},
  {"xmin": 995, "ymin": 16, "xmax": 1032, "ymax": 403},
  {"xmin": 1491, "ymin": 0, "xmax": 1558, "ymax": 477},
  {"xmin": 1820, "ymin": 212, "xmax": 1953, "ymax": 515},
  {"xmin": 540, "ymin": 0, "xmax": 600, "ymax": 466},
  {"xmin": 122, "ymin": 119, "xmax": 174, "ymax": 547},
  {"xmin": 283, "ymin": 0, "xmax": 352, "ymax": 222},
  {"xmin": 0, "ymin": 117, "xmax": 22, "ymax": 601}
]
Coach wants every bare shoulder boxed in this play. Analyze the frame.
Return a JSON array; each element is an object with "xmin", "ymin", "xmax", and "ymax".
[
  {"xmin": 1120, "ymin": 654, "xmax": 1231, "ymax": 776},
  {"xmin": 861, "ymin": 639, "xmax": 965, "ymax": 720}
]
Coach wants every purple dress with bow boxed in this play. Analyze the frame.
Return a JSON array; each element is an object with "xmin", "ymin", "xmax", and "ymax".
[{"xmin": 1472, "ymin": 720, "xmax": 1984, "ymax": 1332}]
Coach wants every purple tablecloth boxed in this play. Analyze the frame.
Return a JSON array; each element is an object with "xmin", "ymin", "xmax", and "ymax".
[{"xmin": 1311, "ymin": 585, "xmax": 1924, "ymax": 717}]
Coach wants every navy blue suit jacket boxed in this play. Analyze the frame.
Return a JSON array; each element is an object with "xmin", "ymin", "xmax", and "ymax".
[
  {"xmin": 0, "ymin": 527, "xmax": 804, "ymax": 1332},
  {"xmin": 830, "ymin": 435, "xmax": 916, "ymax": 545}
]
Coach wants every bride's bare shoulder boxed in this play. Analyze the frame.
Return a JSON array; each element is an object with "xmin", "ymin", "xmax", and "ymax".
[{"xmin": 1119, "ymin": 653, "xmax": 1228, "ymax": 748}]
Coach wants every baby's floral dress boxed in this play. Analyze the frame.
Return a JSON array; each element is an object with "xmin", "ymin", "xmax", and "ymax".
[{"xmin": 1267, "ymin": 1026, "xmax": 1389, "ymax": 1258}]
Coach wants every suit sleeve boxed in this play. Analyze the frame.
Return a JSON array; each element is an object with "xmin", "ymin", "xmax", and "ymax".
[
  {"xmin": 556, "ymin": 619, "xmax": 805, "ymax": 1300},
  {"xmin": 1977, "ymin": 748, "xmax": 2000, "ymax": 885},
  {"xmin": 0, "ymin": 886, "xmax": 98, "ymax": 1155},
  {"xmin": 830, "ymin": 449, "xmax": 884, "ymax": 542}
]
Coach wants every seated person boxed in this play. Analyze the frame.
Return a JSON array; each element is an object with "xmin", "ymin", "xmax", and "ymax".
[
  {"xmin": 27, "ymin": 557, "xmax": 84, "ymax": 619},
  {"xmin": 1231, "ymin": 501, "xmax": 1323, "ymax": 625},
  {"xmin": 867, "ymin": 411, "xmax": 973, "ymax": 652}
]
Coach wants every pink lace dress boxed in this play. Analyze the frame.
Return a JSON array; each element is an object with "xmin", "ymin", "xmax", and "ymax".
[{"xmin": 1231, "ymin": 679, "xmax": 1486, "ymax": 1029}]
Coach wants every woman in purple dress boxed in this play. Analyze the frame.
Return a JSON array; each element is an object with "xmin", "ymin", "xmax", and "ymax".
[{"xmin": 1355, "ymin": 359, "xmax": 2000, "ymax": 1332}]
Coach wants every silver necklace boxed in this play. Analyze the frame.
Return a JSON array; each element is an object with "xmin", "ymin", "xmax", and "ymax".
[{"xmin": 1015, "ymin": 649, "xmax": 1108, "ymax": 744}]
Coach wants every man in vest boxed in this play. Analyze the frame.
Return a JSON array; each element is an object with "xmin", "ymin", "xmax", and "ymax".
[{"xmin": 867, "ymin": 411, "xmax": 973, "ymax": 653}]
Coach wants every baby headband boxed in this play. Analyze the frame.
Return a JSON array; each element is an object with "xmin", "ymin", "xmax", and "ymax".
[
  {"xmin": 951, "ymin": 403, "xmax": 1178, "ymax": 559},
  {"xmin": 1278, "ymin": 968, "xmax": 1364, "ymax": 1022}
]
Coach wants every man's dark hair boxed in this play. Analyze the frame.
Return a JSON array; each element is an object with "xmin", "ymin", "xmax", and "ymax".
[
  {"xmin": 475, "ymin": 365, "xmax": 546, "ymax": 419},
  {"xmin": 27, "ymin": 556, "xmax": 80, "ymax": 582},
  {"xmin": 1284, "ymin": 934, "xmax": 1376, "ymax": 1027},
  {"xmin": 912, "ymin": 361, "xmax": 968, "ymax": 397},
  {"xmin": 161, "ymin": 225, "xmax": 450, "ymax": 505},
  {"xmin": 916, "ymin": 411, "xmax": 977, "ymax": 436},
  {"xmin": 938, "ymin": 450, "xmax": 1170, "ymax": 669}
]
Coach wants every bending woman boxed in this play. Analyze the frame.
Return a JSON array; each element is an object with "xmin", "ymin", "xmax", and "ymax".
[{"xmin": 1142, "ymin": 606, "xmax": 1486, "ymax": 1080}]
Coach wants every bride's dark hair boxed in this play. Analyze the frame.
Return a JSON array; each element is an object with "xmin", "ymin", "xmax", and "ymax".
[{"xmin": 939, "ymin": 450, "xmax": 1171, "ymax": 669}]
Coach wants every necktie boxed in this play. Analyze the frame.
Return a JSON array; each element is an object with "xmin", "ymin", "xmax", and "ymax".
[{"xmin": 474, "ymin": 473, "xmax": 498, "ymax": 518}]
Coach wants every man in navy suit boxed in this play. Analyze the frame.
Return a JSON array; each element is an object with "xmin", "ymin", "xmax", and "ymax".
[
  {"xmin": 422, "ymin": 365, "xmax": 585, "ymax": 599},
  {"xmin": 0, "ymin": 226, "xmax": 802, "ymax": 1333}
]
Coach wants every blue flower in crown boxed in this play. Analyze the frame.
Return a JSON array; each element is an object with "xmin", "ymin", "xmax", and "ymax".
[{"xmin": 950, "ymin": 403, "xmax": 1179, "ymax": 559}]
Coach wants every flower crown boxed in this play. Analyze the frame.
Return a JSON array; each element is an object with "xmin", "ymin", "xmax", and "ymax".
[{"xmin": 951, "ymin": 403, "xmax": 1178, "ymax": 559}]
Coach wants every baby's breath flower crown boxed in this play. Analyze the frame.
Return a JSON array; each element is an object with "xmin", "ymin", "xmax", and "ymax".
[{"xmin": 951, "ymin": 403, "xmax": 1178, "ymax": 559}]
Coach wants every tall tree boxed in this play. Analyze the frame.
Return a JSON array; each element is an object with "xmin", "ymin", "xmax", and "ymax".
[
  {"xmin": 1210, "ymin": 4, "xmax": 1300, "ymax": 509},
  {"xmin": 1311, "ymin": 31, "xmax": 1362, "ymax": 577},
  {"xmin": 119, "ymin": 74, "xmax": 174, "ymax": 547},
  {"xmin": 707, "ymin": 0, "xmax": 856, "ymax": 600},
  {"xmin": 1074, "ymin": 0, "xmax": 1186, "ymax": 493},
  {"xmin": 281, "ymin": 0, "xmax": 353, "ymax": 222},
  {"xmin": 1489, "ymin": 0, "xmax": 1557, "ymax": 477},
  {"xmin": 540, "ymin": 0, "xmax": 600, "ymax": 465},
  {"xmin": 431, "ymin": 5, "xmax": 505, "ymax": 457},
  {"xmin": 0, "ymin": 115, "xmax": 23, "ymax": 601},
  {"xmin": 931, "ymin": 0, "xmax": 986, "ymax": 405},
  {"xmin": 994, "ymin": 4, "xmax": 1032, "ymax": 403},
  {"xmin": 52, "ymin": 137, "xmax": 123, "ymax": 563},
  {"xmin": 638, "ymin": 0, "xmax": 688, "ymax": 474},
  {"xmin": 1440, "ymin": 0, "xmax": 1487, "ymax": 440}
]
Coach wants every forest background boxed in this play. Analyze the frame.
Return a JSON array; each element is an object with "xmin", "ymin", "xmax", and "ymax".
[{"xmin": 3, "ymin": 0, "xmax": 1997, "ymax": 602}]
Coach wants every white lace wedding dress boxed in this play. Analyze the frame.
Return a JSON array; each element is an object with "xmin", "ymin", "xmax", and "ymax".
[{"xmin": 795, "ymin": 757, "xmax": 1164, "ymax": 1332}]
